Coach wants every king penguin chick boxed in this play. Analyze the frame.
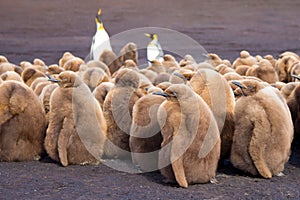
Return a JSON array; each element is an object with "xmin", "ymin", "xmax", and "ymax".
[
  {"xmin": 0, "ymin": 80, "xmax": 46, "ymax": 161},
  {"xmin": 145, "ymin": 33, "xmax": 164, "ymax": 65},
  {"xmin": 188, "ymin": 69, "xmax": 235, "ymax": 160},
  {"xmin": 93, "ymin": 81, "xmax": 114, "ymax": 110},
  {"xmin": 89, "ymin": 9, "xmax": 112, "ymax": 61},
  {"xmin": 0, "ymin": 71, "xmax": 22, "ymax": 82},
  {"xmin": 39, "ymin": 83, "xmax": 58, "ymax": 126},
  {"xmin": 119, "ymin": 42, "xmax": 138, "ymax": 65},
  {"xmin": 21, "ymin": 67, "xmax": 46, "ymax": 86},
  {"xmin": 231, "ymin": 80, "xmax": 293, "ymax": 178},
  {"xmin": 0, "ymin": 62, "xmax": 23, "ymax": 76},
  {"xmin": 0, "ymin": 55, "xmax": 8, "ymax": 64},
  {"xmin": 99, "ymin": 50, "xmax": 122, "ymax": 75},
  {"xmin": 103, "ymin": 68, "xmax": 143, "ymax": 159},
  {"xmin": 86, "ymin": 60, "xmax": 111, "ymax": 77},
  {"xmin": 286, "ymin": 75, "xmax": 300, "ymax": 143},
  {"xmin": 155, "ymin": 84, "xmax": 221, "ymax": 188},
  {"xmin": 129, "ymin": 93, "xmax": 165, "ymax": 172},
  {"xmin": 82, "ymin": 67, "xmax": 110, "ymax": 91},
  {"xmin": 44, "ymin": 71, "xmax": 107, "ymax": 166}
]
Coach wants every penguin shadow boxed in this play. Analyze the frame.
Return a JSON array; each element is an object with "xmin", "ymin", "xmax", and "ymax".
[
  {"xmin": 99, "ymin": 151, "xmax": 177, "ymax": 186},
  {"xmin": 217, "ymin": 159, "xmax": 262, "ymax": 179},
  {"xmin": 139, "ymin": 160, "xmax": 260, "ymax": 187},
  {"xmin": 139, "ymin": 170, "xmax": 179, "ymax": 187},
  {"xmin": 39, "ymin": 153, "xmax": 59, "ymax": 164},
  {"xmin": 290, "ymin": 140, "xmax": 300, "ymax": 168},
  {"xmin": 217, "ymin": 159, "xmax": 244, "ymax": 176},
  {"xmin": 139, "ymin": 159, "xmax": 267, "ymax": 187}
]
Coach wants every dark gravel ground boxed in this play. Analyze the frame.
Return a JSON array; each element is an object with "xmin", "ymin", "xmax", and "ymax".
[
  {"xmin": 0, "ymin": 147, "xmax": 299, "ymax": 200},
  {"xmin": 0, "ymin": 0, "xmax": 300, "ymax": 199}
]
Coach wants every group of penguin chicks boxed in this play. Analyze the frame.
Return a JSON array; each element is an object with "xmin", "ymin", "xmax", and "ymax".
[{"xmin": 0, "ymin": 47, "xmax": 299, "ymax": 188}]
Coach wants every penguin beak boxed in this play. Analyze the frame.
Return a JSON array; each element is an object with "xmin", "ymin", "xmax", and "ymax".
[
  {"xmin": 202, "ymin": 53, "xmax": 209, "ymax": 58},
  {"xmin": 96, "ymin": 9, "xmax": 103, "ymax": 24},
  {"xmin": 46, "ymin": 73, "xmax": 60, "ymax": 83},
  {"xmin": 291, "ymin": 74, "xmax": 300, "ymax": 80},
  {"xmin": 153, "ymin": 91, "xmax": 169, "ymax": 98},
  {"xmin": 144, "ymin": 33, "xmax": 152, "ymax": 39},
  {"xmin": 173, "ymin": 72, "xmax": 186, "ymax": 80},
  {"xmin": 232, "ymin": 81, "xmax": 246, "ymax": 96},
  {"xmin": 97, "ymin": 8, "xmax": 102, "ymax": 15},
  {"xmin": 232, "ymin": 81, "xmax": 246, "ymax": 89}
]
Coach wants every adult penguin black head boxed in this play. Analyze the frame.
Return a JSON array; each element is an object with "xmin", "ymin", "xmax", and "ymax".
[
  {"xmin": 96, "ymin": 9, "xmax": 103, "ymax": 24},
  {"xmin": 95, "ymin": 8, "xmax": 105, "ymax": 31},
  {"xmin": 144, "ymin": 33, "xmax": 157, "ymax": 40}
]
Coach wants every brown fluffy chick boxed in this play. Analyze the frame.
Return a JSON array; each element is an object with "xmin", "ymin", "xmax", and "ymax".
[
  {"xmin": 0, "ymin": 81, "xmax": 46, "ymax": 161},
  {"xmin": 231, "ymin": 79, "xmax": 293, "ymax": 178},
  {"xmin": 103, "ymin": 68, "xmax": 143, "ymax": 159},
  {"xmin": 156, "ymin": 84, "xmax": 220, "ymax": 188},
  {"xmin": 44, "ymin": 71, "xmax": 106, "ymax": 166}
]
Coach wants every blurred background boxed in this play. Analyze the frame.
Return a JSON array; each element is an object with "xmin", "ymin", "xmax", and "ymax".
[{"xmin": 0, "ymin": 0, "xmax": 300, "ymax": 64}]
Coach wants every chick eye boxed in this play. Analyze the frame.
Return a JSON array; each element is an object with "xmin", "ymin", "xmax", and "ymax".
[
  {"xmin": 248, "ymin": 86, "xmax": 253, "ymax": 90},
  {"xmin": 172, "ymin": 91, "xmax": 177, "ymax": 96}
]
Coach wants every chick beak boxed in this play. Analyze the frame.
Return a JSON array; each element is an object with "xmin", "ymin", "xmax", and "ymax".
[
  {"xmin": 173, "ymin": 72, "xmax": 187, "ymax": 81},
  {"xmin": 153, "ymin": 91, "xmax": 169, "ymax": 98},
  {"xmin": 291, "ymin": 74, "xmax": 300, "ymax": 81},
  {"xmin": 232, "ymin": 81, "xmax": 246, "ymax": 96},
  {"xmin": 144, "ymin": 33, "xmax": 151, "ymax": 38},
  {"xmin": 46, "ymin": 73, "xmax": 60, "ymax": 83},
  {"xmin": 232, "ymin": 81, "xmax": 246, "ymax": 89}
]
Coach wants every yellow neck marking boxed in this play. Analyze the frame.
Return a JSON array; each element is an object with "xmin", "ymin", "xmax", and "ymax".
[{"xmin": 98, "ymin": 23, "xmax": 104, "ymax": 30}]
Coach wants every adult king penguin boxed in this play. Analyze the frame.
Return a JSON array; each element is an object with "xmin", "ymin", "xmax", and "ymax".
[
  {"xmin": 145, "ymin": 33, "xmax": 164, "ymax": 64},
  {"xmin": 89, "ymin": 9, "xmax": 112, "ymax": 61}
]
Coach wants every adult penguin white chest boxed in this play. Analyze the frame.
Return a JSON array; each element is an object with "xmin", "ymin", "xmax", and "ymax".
[
  {"xmin": 145, "ymin": 33, "xmax": 164, "ymax": 64},
  {"xmin": 90, "ymin": 9, "xmax": 112, "ymax": 61}
]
